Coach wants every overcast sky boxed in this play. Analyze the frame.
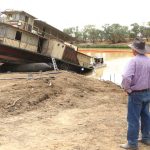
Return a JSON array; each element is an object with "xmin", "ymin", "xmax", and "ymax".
[{"xmin": 1, "ymin": 0, "xmax": 150, "ymax": 31}]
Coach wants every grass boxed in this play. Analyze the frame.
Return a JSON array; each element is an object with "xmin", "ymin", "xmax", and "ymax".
[{"xmin": 78, "ymin": 44, "xmax": 129, "ymax": 49}]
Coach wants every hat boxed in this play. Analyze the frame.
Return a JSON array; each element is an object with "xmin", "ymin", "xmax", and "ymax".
[{"xmin": 128, "ymin": 38, "xmax": 150, "ymax": 54}]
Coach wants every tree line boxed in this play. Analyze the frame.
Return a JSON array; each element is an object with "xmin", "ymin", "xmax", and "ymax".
[{"xmin": 63, "ymin": 23, "xmax": 150, "ymax": 44}]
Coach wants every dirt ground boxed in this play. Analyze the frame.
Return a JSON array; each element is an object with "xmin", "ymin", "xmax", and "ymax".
[{"xmin": 0, "ymin": 71, "xmax": 149, "ymax": 150}]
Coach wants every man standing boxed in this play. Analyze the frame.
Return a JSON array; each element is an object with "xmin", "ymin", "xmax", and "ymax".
[{"xmin": 121, "ymin": 38, "xmax": 150, "ymax": 149}]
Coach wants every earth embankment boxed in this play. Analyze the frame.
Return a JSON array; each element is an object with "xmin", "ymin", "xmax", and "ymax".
[{"xmin": 0, "ymin": 71, "xmax": 148, "ymax": 150}]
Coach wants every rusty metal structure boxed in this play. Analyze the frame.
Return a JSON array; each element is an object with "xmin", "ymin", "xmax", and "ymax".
[{"xmin": 0, "ymin": 9, "xmax": 94, "ymax": 73}]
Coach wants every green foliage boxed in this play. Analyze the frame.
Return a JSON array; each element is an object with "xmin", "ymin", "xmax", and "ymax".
[
  {"xmin": 78, "ymin": 44, "xmax": 129, "ymax": 49},
  {"xmin": 63, "ymin": 26, "xmax": 82, "ymax": 40},
  {"xmin": 82, "ymin": 25, "xmax": 103, "ymax": 43},
  {"xmin": 63, "ymin": 21, "xmax": 150, "ymax": 43},
  {"xmin": 130, "ymin": 23, "xmax": 140, "ymax": 38},
  {"xmin": 102, "ymin": 24, "xmax": 129, "ymax": 43},
  {"xmin": 140, "ymin": 26, "xmax": 150, "ymax": 41}
]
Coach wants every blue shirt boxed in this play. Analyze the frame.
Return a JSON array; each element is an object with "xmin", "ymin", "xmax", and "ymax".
[{"xmin": 121, "ymin": 54, "xmax": 150, "ymax": 93}]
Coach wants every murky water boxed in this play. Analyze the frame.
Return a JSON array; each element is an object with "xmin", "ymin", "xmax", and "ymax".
[{"xmin": 83, "ymin": 50, "xmax": 133, "ymax": 85}]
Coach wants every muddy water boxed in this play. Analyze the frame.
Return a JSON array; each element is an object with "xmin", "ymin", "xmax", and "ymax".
[
  {"xmin": 83, "ymin": 49, "xmax": 150, "ymax": 85},
  {"xmin": 81, "ymin": 49, "xmax": 133, "ymax": 85}
]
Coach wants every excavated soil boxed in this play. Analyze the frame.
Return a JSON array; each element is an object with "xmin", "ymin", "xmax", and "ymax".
[{"xmin": 0, "ymin": 71, "xmax": 149, "ymax": 150}]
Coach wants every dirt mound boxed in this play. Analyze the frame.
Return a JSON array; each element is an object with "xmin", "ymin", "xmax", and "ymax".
[
  {"xmin": 0, "ymin": 71, "xmax": 124, "ymax": 117},
  {"xmin": 0, "ymin": 71, "xmax": 148, "ymax": 150}
]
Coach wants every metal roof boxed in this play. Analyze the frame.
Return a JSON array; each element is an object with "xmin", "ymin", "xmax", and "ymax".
[
  {"xmin": 2, "ymin": 10, "xmax": 36, "ymax": 19},
  {"xmin": 34, "ymin": 19, "xmax": 76, "ymax": 42},
  {"xmin": 1, "ymin": 9, "xmax": 76, "ymax": 42}
]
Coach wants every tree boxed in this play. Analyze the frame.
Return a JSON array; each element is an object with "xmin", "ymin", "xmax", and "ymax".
[
  {"xmin": 82, "ymin": 25, "xmax": 101, "ymax": 43},
  {"xmin": 130, "ymin": 23, "xmax": 140, "ymax": 39},
  {"xmin": 73, "ymin": 26, "xmax": 82, "ymax": 41},
  {"xmin": 140, "ymin": 26, "xmax": 150, "ymax": 41},
  {"xmin": 63, "ymin": 26, "xmax": 82, "ymax": 41},
  {"xmin": 97, "ymin": 30, "xmax": 105, "ymax": 42},
  {"xmin": 63, "ymin": 27, "xmax": 74, "ymax": 36},
  {"xmin": 103, "ymin": 24, "xmax": 129, "ymax": 43}
]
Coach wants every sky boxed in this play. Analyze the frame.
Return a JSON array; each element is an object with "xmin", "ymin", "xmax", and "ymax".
[{"xmin": 1, "ymin": 0, "xmax": 150, "ymax": 31}]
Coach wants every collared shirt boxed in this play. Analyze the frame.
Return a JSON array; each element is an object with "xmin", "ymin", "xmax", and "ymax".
[{"xmin": 121, "ymin": 54, "xmax": 150, "ymax": 93}]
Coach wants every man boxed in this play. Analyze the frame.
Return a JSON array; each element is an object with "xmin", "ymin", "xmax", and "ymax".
[{"xmin": 121, "ymin": 38, "xmax": 150, "ymax": 149}]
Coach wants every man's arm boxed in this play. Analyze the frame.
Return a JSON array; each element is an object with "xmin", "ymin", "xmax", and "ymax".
[{"xmin": 121, "ymin": 60, "xmax": 135, "ymax": 93}]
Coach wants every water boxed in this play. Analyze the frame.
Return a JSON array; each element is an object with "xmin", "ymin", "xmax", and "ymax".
[
  {"xmin": 83, "ymin": 50, "xmax": 133, "ymax": 85},
  {"xmin": 85, "ymin": 50, "xmax": 150, "ymax": 84}
]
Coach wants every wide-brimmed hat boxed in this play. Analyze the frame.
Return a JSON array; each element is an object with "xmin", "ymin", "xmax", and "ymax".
[{"xmin": 128, "ymin": 38, "xmax": 150, "ymax": 54}]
